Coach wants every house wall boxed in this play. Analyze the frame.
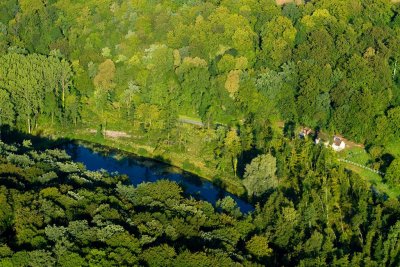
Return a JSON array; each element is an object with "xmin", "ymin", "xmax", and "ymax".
[{"xmin": 332, "ymin": 142, "xmax": 345, "ymax": 152}]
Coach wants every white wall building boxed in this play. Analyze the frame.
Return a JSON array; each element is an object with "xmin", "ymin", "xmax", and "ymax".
[{"xmin": 332, "ymin": 136, "xmax": 345, "ymax": 152}]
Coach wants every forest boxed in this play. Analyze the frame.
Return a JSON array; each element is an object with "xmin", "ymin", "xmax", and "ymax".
[
  {"xmin": 0, "ymin": 135, "xmax": 398, "ymax": 266},
  {"xmin": 0, "ymin": 0, "xmax": 399, "ymax": 265}
]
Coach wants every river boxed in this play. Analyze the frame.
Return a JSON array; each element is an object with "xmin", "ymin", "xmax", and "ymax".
[{"xmin": 64, "ymin": 142, "xmax": 254, "ymax": 213}]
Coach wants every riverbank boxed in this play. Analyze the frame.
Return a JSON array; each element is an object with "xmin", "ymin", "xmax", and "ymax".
[
  {"xmin": 63, "ymin": 142, "xmax": 254, "ymax": 213},
  {"xmin": 43, "ymin": 127, "xmax": 247, "ymax": 198}
]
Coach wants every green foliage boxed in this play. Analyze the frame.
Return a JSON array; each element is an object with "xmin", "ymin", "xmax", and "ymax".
[
  {"xmin": 0, "ymin": 0, "xmax": 396, "ymax": 144},
  {"xmin": 37, "ymin": 171, "xmax": 58, "ymax": 184},
  {"xmin": 0, "ymin": 132, "xmax": 399, "ymax": 266},
  {"xmin": 246, "ymin": 235, "xmax": 273, "ymax": 259},
  {"xmin": 140, "ymin": 244, "xmax": 176, "ymax": 267},
  {"xmin": 216, "ymin": 196, "xmax": 242, "ymax": 218},
  {"xmin": 383, "ymin": 221, "xmax": 400, "ymax": 267},
  {"xmin": 6, "ymin": 153, "xmax": 33, "ymax": 167},
  {"xmin": 0, "ymin": 0, "xmax": 400, "ymax": 265},
  {"xmin": 0, "ymin": 0, "xmax": 398, "ymax": 190},
  {"xmin": 386, "ymin": 158, "xmax": 400, "ymax": 187},
  {"xmin": 0, "ymin": 89, "xmax": 15, "ymax": 126},
  {"xmin": 0, "ymin": 187, "xmax": 12, "ymax": 234},
  {"xmin": 224, "ymin": 128, "xmax": 241, "ymax": 176},
  {"xmin": 0, "ymin": 53, "xmax": 76, "ymax": 132},
  {"xmin": 0, "ymin": 140, "xmax": 253, "ymax": 265},
  {"xmin": 243, "ymin": 154, "xmax": 278, "ymax": 197}
]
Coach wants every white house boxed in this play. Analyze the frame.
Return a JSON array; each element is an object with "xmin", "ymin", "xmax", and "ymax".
[{"xmin": 332, "ymin": 136, "xmax": 345, "ymax": 152}]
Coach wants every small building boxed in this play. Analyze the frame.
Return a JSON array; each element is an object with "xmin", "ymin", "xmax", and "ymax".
[
  {"xmin": 332, "ymin": 136, "xmax": 345, "ymax": 152},
  {"xmin": 299, "ymin": 127, "xmax": 313, "ymax": 139}
]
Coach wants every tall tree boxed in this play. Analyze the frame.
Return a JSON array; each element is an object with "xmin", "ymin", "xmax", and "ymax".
[
  {"xmin": 243, "ymin": 154, "xmax": 278, "ymax": 197},
  {"xmin": 224, "ymin": 128, "xmax": 241, "ymax": 177},
  {"xmin": 385, "ymin": 158, "xmax": 400, "ymax": 187},
  {"xmin": 0, "ymin": 89, "xmax": 15, "ymax": 131}
]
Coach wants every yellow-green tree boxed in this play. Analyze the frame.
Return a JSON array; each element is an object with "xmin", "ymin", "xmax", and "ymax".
[
  {"xmin": 261, "ymin": 16, "xmax": 297, "ymax": 68},
  {"xmin": 224, "ymin": 128, "xmax": 241, "ymax": 177}
]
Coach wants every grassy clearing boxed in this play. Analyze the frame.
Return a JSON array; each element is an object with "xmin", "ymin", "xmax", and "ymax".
[
  {"xmin": 338, "ymin": 146, "xmax": 400, "ymax": 198},
  {"xmin": 339, "ymin": 147, "xmax": 371, "ymax": 165},
  {"xmin": 342, "ymin": 162, "xmax": 400, "ymax": 199}
]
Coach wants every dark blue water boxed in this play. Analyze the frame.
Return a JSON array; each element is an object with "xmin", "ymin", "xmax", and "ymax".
[{"xmin": 64, "ymin": 143, "xmax": 254, "ymax": 213}]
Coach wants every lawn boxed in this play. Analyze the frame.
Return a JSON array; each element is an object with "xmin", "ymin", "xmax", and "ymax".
[
  {"xmin": 338, "ymin": 145, "xmax": 400, "ymax": 199},
  {"xmin": 339, "ymin": 147, "xmax": 371, "ymax": 165},
  {"xmin": 342, "ymin": 162, "xmax": 400, "ymax": 199}
]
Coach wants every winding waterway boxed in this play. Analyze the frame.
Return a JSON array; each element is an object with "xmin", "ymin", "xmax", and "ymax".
[{"xmin": 64, "ymin": 142, "xmax": 254, "ymax": 213}]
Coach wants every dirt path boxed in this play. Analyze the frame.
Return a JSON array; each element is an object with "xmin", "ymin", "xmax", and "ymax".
[
  {"xmin": 333, "ymin": 135, "xmax": 364, "ymax": 149},
  {"xmin": 178, "ymin": 118, "xmax": 204, "ymax": 127},
  {"xmin": 88, "ymin": 129, "xmax": 131, "ymax": 138}
]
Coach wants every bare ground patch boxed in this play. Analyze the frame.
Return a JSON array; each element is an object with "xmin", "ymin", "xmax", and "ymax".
[{"xmin": 88, "ymin": 129, "xmax": 131, "ymax": 138}]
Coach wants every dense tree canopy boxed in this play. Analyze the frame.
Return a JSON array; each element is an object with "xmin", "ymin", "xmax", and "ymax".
[
  {"xmin": 0, "ymin": 0, "xmax": 398, "ymax": 145},
  {"xmin": 0, "ymin": 0, "xmax": 399, "ymax": 265},
  {"xmin": 0, "ymin": 137, "xmax": 397, "ymax": 266}
]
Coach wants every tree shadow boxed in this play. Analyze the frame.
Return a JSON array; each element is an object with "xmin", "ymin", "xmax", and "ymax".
[
  {"xmin": 153, "ymin": 155, "xmax": 172, "ymax": 165},
  {"xmin": 237, "ymin": 147, "xmax": 263, "ymax": 178},
  {"xmin": 212, "ymin": 176, "xmax": 227, "ymax": 191},
  {"xmin": 283, "ymin": 121, "xmax": 296, "ymax": 139},
  {"xmin": 0, "ymin": 125, "xmax": 72, "ymax": 150},
  {"xmin": 380, "ymin": 153, "xmax": 395, "ymax": 173}
]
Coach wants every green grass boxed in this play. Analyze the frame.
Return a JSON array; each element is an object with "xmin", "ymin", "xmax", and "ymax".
[
  {"xmin": 178, "ymin": 115, "xmax": 202, "ymax": 122},
  {"xmin": 338, "ymin": 146, "xmax": 400, "ymax": 198},
  {"xmin": 340, "ymin": 147, "xmax": 371, "ymax": 165},
  {"xmin": 342, "ymin": 162, "xmax": 400, "ymax": 199}
]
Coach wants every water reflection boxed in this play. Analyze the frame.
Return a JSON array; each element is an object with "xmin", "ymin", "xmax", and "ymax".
[{"xmin": 64, "ymin": 143, "xmax": 254, "ymax": 213}]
